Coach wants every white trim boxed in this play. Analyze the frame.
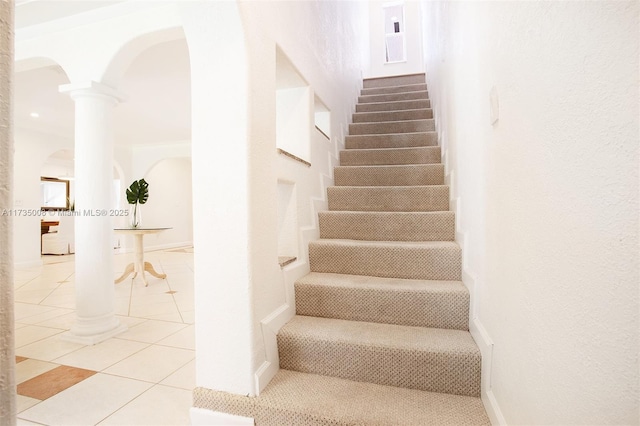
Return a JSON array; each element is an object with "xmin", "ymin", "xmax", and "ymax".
[
  {"xmin": 190, "ymin": 407, "xmax": 254, "ymax": 426},
  {"xmin": 470, "ymin": 316, "xmax": 507, "ymax": 426},
  {"xmin": 256, "ymin": 302, "xmax": 292, "ymax": 394},
  {"xmin": 60, "ymin": 322, "xmax": 128, "ymax": 345},
  {"xmin": 455, "ymin": 195, "xmax": 505, "ymax": 425}
]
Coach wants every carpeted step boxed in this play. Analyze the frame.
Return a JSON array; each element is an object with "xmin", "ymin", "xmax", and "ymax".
[
  {"xmin": 295, "ymin": 272, "xmax": 469, "ymax": 330},
  {"xmin": 363, "ymin": 73, "xmax": 426, "ymax": 88},
  {"xmin": 361, "ymin": 83, "xmax": 428, "ymax": 96},
  {"xmin": 352, "ymin": 108, "xmax": 433, "ymax": 123},
  {"xmin": 356, "ymin": 99, "xmax": 431, "ymax": 112},
  {"xmin": 318, "ymin": 211, "xmax": 455, "ymax": 241},
  {"xmin": 309, "ymin": 239, "xmax": 461, "ymax": 280},
  {"xmin": 193, "ymin": 370, "xmax": 490, "ymax": 425},
  {"xmin": 328, "ymin": 185, "xmax": 449, "ymax": 212},
  {"xmin": 334, "ymin": 164, "xmax": 444, "ymax": 187},
  {"xmin": 345, "ymin": 132, "xmax": 438, "ymax": 149},
  {"xmin": 340, "ymin": 146, "xmax": 441, "ymax": 166},
  {"xmin": 358, "ymin": 90, "xmax": 429, "ymax": 104},
  {"xmin": 277, "ymin": 316, "xmax": 480, "ymax": 396},
  {"xmin": 349, "ymin": 119, "xmax": 435, "ymax": 135}
]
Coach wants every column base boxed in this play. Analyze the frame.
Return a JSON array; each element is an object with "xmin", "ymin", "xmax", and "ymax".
[{"xmin": 61, "ymin": 317, "xmax": 128, "ymax": 345}]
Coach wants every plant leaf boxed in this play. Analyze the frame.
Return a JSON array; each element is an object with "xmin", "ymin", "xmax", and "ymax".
[
  {"xmin": 138, "ymin": 179, "xmax": 149, "ymax": 204},
  {"xmin": 126, "ymin": 179, "xmax": 150, "ymax": 205}
]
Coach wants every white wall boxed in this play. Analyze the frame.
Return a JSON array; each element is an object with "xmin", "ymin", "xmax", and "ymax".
[
  {"xmin": 422, "ymin": 1, "xmax": 639, "ymax": 424},
  {"xmin": 366, "ymin": 0, "xmax": 424, "ymax": 78},
  {"xmin": 139, "ymin": 157, "xmax": 192, "ymax": 249},
  {"xmin": 183, "ymin": 0, "xmax": 369, "ymax": 400}
]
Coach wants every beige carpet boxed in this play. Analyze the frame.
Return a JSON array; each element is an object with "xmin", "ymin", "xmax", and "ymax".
[{"xmin": 196, "ymin": 73, "xmax": 490, "ymax": 424}]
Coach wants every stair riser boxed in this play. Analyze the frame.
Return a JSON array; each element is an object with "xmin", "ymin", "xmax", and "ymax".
[
  {"xmin": 328, "ymin": 186, "xmax": 449, "ymax": 212},
  {"xmin": 363, "ymin": 73, "xmax": 426, "ymax": 88},
  {"xmin": 334, "ymin": 165, "xmax": 444, "ymax": 187},
  {"xmin": 340, "ymin": 147, "xmax": 441, "ymax": 166},
  {"xmin": 361, "ymin": 83, "xmax": 427, "ymax": 96},
  {"xmin": 295, "ymin": 282, "xmax": 469, "ymax": 329},
  {"xmin": 318, "ymin": 211, "xmax": 455, "ymax": 241},
  {"xmin": 277, "ymin": 335, "xmax": 480, "ymax": 396},
  {"xmin": 309, "ymin": 242, "xmax": 461, "ymax": 280},
  {"xmin": 350, "ymin": 120, "xmax": 434, "ymax": 135},
  {"xmin": 345, "ymin": 132, "xmax": 438, "ymax": 150},
  {"xmin": 356, "ymin": 99, "xmax": 431, "ymax": 112},
  {"xmin": 358, "ymin": 91, "xmax": 428, "ymax": 104},
  {"xmin": 352, "ymin": 109, "xmax": 433, "ymax": 123}
]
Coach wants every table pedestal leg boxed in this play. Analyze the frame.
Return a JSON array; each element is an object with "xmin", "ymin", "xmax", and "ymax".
[
  {"xmin": 144, "ymin": 262, "xmax": 167, "ymax": 279},
  {"xmin": 133, "ymin": 234, "xmax": 147, "ymax": 286},
  {"xmin": 114, "ymin": 263, "xmax": 135, "ymax": 284},
  {"xmin": 114, "ymin": 231, "xmax": 167, "ymax": 287}
]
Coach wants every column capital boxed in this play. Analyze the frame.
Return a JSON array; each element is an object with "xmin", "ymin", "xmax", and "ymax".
[{"xmin": 59, "ymin": 81, "xmax": 128, "ymax": 103}]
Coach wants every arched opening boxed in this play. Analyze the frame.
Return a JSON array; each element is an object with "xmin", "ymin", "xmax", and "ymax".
[{"xmin": 13, "ymin": 59, "xmax": 73, "ymax": 266}]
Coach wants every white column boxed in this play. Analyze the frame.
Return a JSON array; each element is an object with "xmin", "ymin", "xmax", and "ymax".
[
  {"xmin": 0, "ymin": 1, "xmax": 17, "ymax": 424},
  {"xmin": 59, "ymin": 81, "xmax": 127, "ymax": 345}
]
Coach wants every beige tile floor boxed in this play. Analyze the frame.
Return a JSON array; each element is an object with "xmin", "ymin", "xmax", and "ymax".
[{"xmin": 14, "ymin": 247, "xmax": 195, "ymax": 426}]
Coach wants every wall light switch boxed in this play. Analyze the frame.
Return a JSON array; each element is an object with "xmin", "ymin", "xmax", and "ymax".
[{"xmin": 490, "ymin": 86, "xmax": 499, "ymax": 125}]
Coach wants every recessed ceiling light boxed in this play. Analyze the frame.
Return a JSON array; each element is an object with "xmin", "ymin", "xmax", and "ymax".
[{"xmin": 30, "ymin": 112, "xmax": 39, "ymax": 118}]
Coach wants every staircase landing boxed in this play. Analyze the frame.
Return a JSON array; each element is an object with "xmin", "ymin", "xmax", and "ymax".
[{"xmin": 194, "ymin": 370, "xmax": 489, "ymax": 426}]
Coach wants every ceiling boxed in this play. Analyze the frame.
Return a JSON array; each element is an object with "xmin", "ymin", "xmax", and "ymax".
[
  {"xmin": 14, "ymin": 1, "xmax": 191, "ymax": 147},
  {"xmin": 15, "ymin": 0, "xmax": 126, "ymax": 28}
]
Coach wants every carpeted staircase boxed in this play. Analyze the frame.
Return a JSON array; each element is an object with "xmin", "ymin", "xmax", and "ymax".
[{"xmin": 194, "ymin": 73, "xmax": 491, "ymax": 425}]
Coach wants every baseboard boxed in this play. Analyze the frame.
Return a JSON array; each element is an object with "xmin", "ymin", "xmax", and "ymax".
[
  {"xmin": 15, "ymin": 258, "xmax": 43, "ymax": 269},
  {"xmin": 483, "ymin": 387, "xmax": 507, "ymax": 425},
  {"xmin": 256, "ymin": 302, "xmax": 294, "ymax": 394},
  {"xmin": 454, "ymin": 205, "xmax": 506, "ymax": 426},
  {"xmin": 190, "ymin": 407, "xmax": 253, "ymax": 425},
  {"xmin": 470, "ymin": 316, "xmax": 507, "ymax": 426}
]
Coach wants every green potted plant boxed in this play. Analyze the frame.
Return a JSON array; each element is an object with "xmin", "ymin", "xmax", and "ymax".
[{"xmin": 126, "ymin": 178, "xmax": 149, "ymax": 228}]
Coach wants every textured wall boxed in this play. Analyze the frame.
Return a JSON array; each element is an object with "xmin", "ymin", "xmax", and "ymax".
[
  {"xmin": 423, "ymin": 1, "xmax": 639, "ymax": 424},
  {"xmin": 184, "ymin": 0, "xmax": 370, "ymax": 397},
  {"xmin": 0, "ymin": 0, "xmax": 16, "ymax": 424}
]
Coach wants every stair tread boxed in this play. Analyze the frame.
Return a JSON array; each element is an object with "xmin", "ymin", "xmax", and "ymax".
[
  {"xmin": 281, "ymin": 315, "xmax": 478, "ymax": 354},
  {"xmin": 194, "ymin": 369, "xmax": 490, "ymax": 425},
  {"xmin": 358, "ymin": 91, "xmax": 429, "ymax": 104},
  {"xmin": 340, "ymin": 146, "xmax": 441, "ymax": 166},
  {"xmin": 296, "ymin": 272, "xmax": 469, "ymax": 329},
  {"xmin": 335, "ymin": 163, "xmax": 442, "ymax": 170},
  {"xmin": 309, "ymin": 238, "xmax": 460, "ymax": 281},
  {"xmin": 328, "ymin": 185, "xmax": 449, "ymax": 212},
  {"xmin": 319, "ymin": 210, "xmax": 455, "ymax": 241},
  {"xmin": 350, "ymin": 118, "xmax": 434, "ymax": 125},
  {"xmin": 346, "ymin": 130, "xmax": 437, "ymax": 138},
  {"xmin": 356, "ymin": 99, "xmax": 431, "ymax": 111},
  {"xmin": 359, "ymin": 89, "xmax": 429, "ymax": 98},
  {"xmin": 361, "ymin": 83, "xmax": 428, "ymax": 95},
  {"xmin": 311, "ymin": 238, "xmax": 459, "ymax": 249},
  {"xmin": 353, "ymin": 107, "xmax": 432, "ymax": 116},
  {"xmin": 332, "ymin": 183, "xmax": 447, "ymax": 188},
  {"xmin": 298, "ymin": 272, "xmax": 466, "ymax": 294},
  {"xmin": 343, "ymin": 146, "xmax": 438, "ymax": 152}
]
